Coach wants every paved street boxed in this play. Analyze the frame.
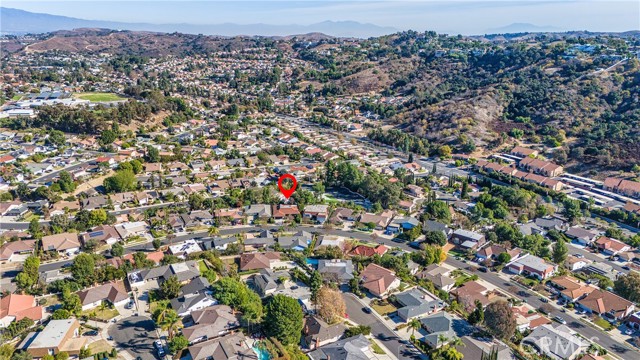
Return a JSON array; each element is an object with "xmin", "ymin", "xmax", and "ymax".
[
  {"xmin": 444, "ymin": 257, "xmax": 639, "ymax": 360},
  {"xmin": 342, "ymin": 293, "xmax": 422, "ymax": 360},
  {"xmin": 108, "ymin": 315, "xmax": 158, "ymax": 360}
]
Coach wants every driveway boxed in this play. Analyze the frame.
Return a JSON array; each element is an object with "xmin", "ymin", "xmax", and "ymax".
[
  {"xmin": 108, "ymin": 316, "xmax": 158, "ymax": 360},
  {"xmin": 342, "ymin": 293, "xmax": 423, "ymax": 360}
]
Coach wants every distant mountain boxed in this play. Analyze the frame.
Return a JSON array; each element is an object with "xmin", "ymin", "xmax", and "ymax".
[
  {"xmin": 0, "ymin": 7, "xmax": 397, "ymax": 38},
  {"xmin": 485, "ymin": 22, "xmax": 564, "ymax": 34}
]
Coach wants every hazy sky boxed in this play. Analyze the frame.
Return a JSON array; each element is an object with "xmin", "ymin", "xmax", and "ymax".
[{"xmin": 3, "ymin": 0, "xmax": 639, "ymax": 34}]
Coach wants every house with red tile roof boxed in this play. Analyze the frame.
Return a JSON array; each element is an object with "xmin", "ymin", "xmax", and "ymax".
[
  {"xmin": 576, "ymin": 289, "xmax": 635, "ymax": 321},
  {"xmin": 350, "ymin": 244, "xmax": 388, "ymax": 257},
  {"xmin": 0, "ymin": 294, "xmax": 43, "ymax": 328},
  {"xmin": 240, "ymin": 252, "xmax": 281, "ymax": 271},
  {"xmin": 594, "ymin": 236, "xmax": 631, "ymax": 256},
  {"xmin": 0, "ymin": 240, "xmax": 36, "ymax": 262},
  {"xmin": 359, "ymin": 263, "xmax": 400, "ymax": 298}
]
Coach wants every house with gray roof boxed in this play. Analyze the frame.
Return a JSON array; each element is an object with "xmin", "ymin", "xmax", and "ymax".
[
  {"xmin": 419, "ymin": 312, "xmax": 471, "ymax": 348},
  {"xmin": 185, "ymin": 333, "xmax": 257, "ymax": 360},
  {"xmin": 451, "ymin": 229, "xmax": 485, "ymax": 251},
  {"xmin": 253, "ymin": 269, "xmax": 280, "ymax": 297},
  {"xmin": 303, "ymin": 315, "xmax": 347, "ymax": 350},
  {"xmin": 182, "ymin": 305, "xmax": 240, "ymax": 344},
  {"xmin": 308, "ymin": 335, "xmax": 373, "ymax": 360},
  {"xmin": 244, "ymin": 204, "xmax": 271, "ymax": 222},
  {"xmin": 395, "ymin": 288, "xmax": 447, "ymax": 322},
  {"xmin": 522, "ymin": 324, "xmax": 584, "ymax": 360},
  {"xmin": 387, "ymin": 216, "xmax": 420, "ymax": 234},
  {"xmin": 317, "ymin": 259, "xmax": 354, "ymax": 284},
  {"xmin": 170, "ymin": 292, "xmax": 217, "ymax": 317},
  {"xmin": 278, "ymin": 231, "xmax": 313, "ymax": 251},
  {"xmin": 128, "ymin": 261, "xmax": 200, "ymax": 287}
]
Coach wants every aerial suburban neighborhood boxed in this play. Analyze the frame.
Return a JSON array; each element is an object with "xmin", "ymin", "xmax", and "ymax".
[{"xmin": 1, "ymin": 5, "xmax": 640, "ymax": 360}]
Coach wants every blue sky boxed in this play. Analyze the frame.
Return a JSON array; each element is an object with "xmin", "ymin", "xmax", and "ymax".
[{"xmin": 3, "ymin": 1, "xmax": 639, "ymax": 34}]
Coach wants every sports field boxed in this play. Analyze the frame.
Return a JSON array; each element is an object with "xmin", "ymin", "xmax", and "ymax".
[{"xmin": 74, "ymin": 92, "xmax": 125, "ymax": 102}]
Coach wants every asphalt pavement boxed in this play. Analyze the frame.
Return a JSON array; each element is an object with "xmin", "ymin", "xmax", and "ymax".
[
  {"xmin": 108, "ymin": 315, "xmax": 159, "ymax": 360},
  {"xmin": 342, "ymin": 293, "xmax": 422, "ymax": 360}
]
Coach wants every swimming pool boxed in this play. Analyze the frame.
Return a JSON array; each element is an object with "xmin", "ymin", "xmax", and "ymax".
[
  {"xmin": 252, "ymin": 346, "xmax": 271, "ymax": 360},
  {"xmin": 306, "ymin": 258, "xmax": 319, "ymax": 266}
]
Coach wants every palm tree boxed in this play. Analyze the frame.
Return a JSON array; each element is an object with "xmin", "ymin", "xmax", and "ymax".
[
  {"xmin": 208, "ymin": 226, "xmax": 219, "ymax": 237},
  {"xmin": 158, "ymin": 309, "xmax": 181, "ymax": 340},
  {"xmin": 408, "ymin": 318, "xmax": 421, "ymax": 336}
]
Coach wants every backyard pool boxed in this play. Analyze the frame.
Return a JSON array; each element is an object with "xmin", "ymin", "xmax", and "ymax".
[
  {"xmin": 252, "ymin": 346, "xmax": 271, "ymax": 360},
  {"xmin": 306, "ymin": 258, "xmax": 319, "ymax": 266}
]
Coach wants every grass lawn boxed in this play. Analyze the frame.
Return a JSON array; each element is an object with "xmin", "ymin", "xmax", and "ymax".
[
  {"xmin": 88, "ymin": 339, "xmax": 113, "ymax": 354},
  {"xmin": 11, "ymin": 94, "xmax": 23, "ymax": 101},
  {"xmin": 75, "ymin": 92, "xmax": 125, "ymax": 102},
  {"xmin": 370, "ymin": 301, "xmax": 397, "ymax": 316},
  {"xmin": 369, "ymin": 340, "xmax": 386, "ymax": 355},
  {"xmin": 592, "ymin": 317, "xmax": 614, "ymax": 331},
  {"xmin": 82, "ymin": 307, "xmax": 119, "ymax": 321},
  {"xmin": 197, "ymin": 259, "xmax": 209, "ymax": 273}
]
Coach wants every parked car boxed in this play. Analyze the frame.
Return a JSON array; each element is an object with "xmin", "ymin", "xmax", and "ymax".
[
  {"xmin": 478, "ymin": 267, "xmax": 488, "ymax": 273},
  {"xmin": 553, "ymin": 316, "xmax": 567, "ymax": 325},
  {"xmin": 624, "ymin": 328, "xmax": 634, "ymax": 335},
  {"xmin": 154, "ymin": 340, "xmax": 165, "ymax": 357},
  {"xmin": 622, "ymin": 266, "xmax": 630, "ymax": 271},
  {"xmin": 362, "ymin": 307, "xmax": 372, "ymax": 314},
  {"xmin": 540, "ymin": 297, "xmax": 548, "ymax": 303},
  {"xmin": 83, "ymin": 330, "xmax": 98, "ymax": 336}
]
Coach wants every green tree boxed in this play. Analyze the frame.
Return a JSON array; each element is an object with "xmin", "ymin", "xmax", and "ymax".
[
  {"xmin": 425, "ymin": 230, "xmax": 447, "ymax": 246},
  {"xmin": 16, "ymin": 255, "xmax": 40, "ymax": 292},
  {"xmin": 424, "ymin": 201, "xmax": 451, "ymax": 223},
  {"xmin": 157, "ymin": 308, "xmax": 181, "ymax": 340},
  {"xmin": 496, "ymin": 252, "xmax": 511, "ymax": 264},
  {"xmin": 152, "ymin": 238, "xmax": 162, "ymax": 250},
  {"xmin": 552, "ymin": 238, "xmax": 568, "ymax": 265},
  {"xmin": 146, "ymin": 146, "xmax": 160, "ymax": 162},
  {"xmin": 310, "ymin": 271, "xmax": 323, "ymax": 303},
  {"xmin": 484, "ymin": 300, "xmax": 516, "ymax": 340},
  {"xmin": 168, "ymin": 335, "xmax": 189, "ymax": 354},
  {"xmin": 51, "ymin": 309, "xmax": 71, "ymax": 320},
  {"xmin": 103, "ymin": 169, "xmax": 137, "ymax": 193},
  {"xmin": 111, "ymin": 242, "xmax": 124, "ymax": 257},
  {"xmin": 62, "ymin": 291, "xmax": 82, "ymax": 315},
  {"xmin": 28, "ymin": 219, "xmax": 42, "ymax": 240},
  {"xmin": 264, "ymin": 295, "xmax": 304, "ymax": 345},
  {"xmin": 467, "ymin": 300, "xmax": 484, "ymax": 325},
  {"xmin": 160, "ymin": 275, "xmax": 181, "ymax": 300},
  {"xmin": 409, "ymin": 318, "xmax": 421, "ymax": 336},
  {"xmin": 72, "ymin": 253, "xmax": 96, "ymax": 287},
  {"xmin": 614, "ymin": 272, "xmax": 640, "ymax": 302}
]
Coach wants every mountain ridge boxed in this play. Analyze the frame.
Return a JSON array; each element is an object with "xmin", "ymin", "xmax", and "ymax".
[{"xmin": 0, "ymin": 7, "xmax": 397, "ymax": 38}]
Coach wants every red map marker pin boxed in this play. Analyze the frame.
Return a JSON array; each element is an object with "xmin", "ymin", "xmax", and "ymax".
[{"xmin": 277, "ymin": 173, "xmax": 297, "ymax": 199}]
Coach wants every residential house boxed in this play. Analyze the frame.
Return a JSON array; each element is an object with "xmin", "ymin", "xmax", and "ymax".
[
  {"xmin": 522, "ymin": 324, "xmax": 584, "ymax": 360},
  {"xmin": 547, "ymin": 276, "xmax": 598, "ymax": 303},
  {"xmin": 350, "ymin": 244, "xmax": 388, "ymax": 257},
  {"xmin": 405, "ymin": 184, "xmax": 425, "ymax": 197},
  {"xmin": 170, "ymin": 292, "xmax": 217, "ymax": 318},
  {"xmin": 565, "ymin": 227, "xmax": 599, "ymax": 246},
  {"xmin": 81, "ymin": 225, "xmax": 120, "ymax": 247},
  {"xmin": 317, "ymin": 259, "xmax": 354, "ymax": 284},
  {"xmin": 0, "ymin": 294, "xmax": 43, "ymax": 328},
  {"xmin": 594, "ymin": 236, "xmax": 630, "ymax": 256},
  {"xmin": 303, "ymin": 204, "xmax": 330, "ymax": 224},
  {"xmin": 359, "ymin": 210, "xmax": 394, "ymax": 229},
  {"xmin": 476, "ymin": 245, "xmax": 521, "ymax": 264},
  {"xmin": 359, "ymin": 263, "xmax": 400, "ymax": 298},
  {"xmin": 315, "ymin": 235, "xmax": 345, "ymax": 250},
  {"xmin": 564, "ymin": 256, "xmax": 588, "ymax": 271},
  {"xmin": 451, "ymin": 229, "xmax": 486, "ymax": 251},
  {"xmin": 0, "ymin": 240, "xmax": 36, "ymax": 262},
  {"xmin": 512, "ymin": 304, "xmax": 552, "ymax": 332},
  {"xmin": 169, "ymin": 239, "xmax": 203, "ymax": 259},
  {"xmin": 423, "ymin": 220, "xmax": 451, "ymax": 237},
  {"xmin": 450, "ymin": 281, "xmax": 491, "ymax": 311},
  {"xmin": 308, "ymin": 335, "xmax": 373, "ymax": 360},
  {"xmin": 182, "ymin": 305, "xmax": 240, "ymax": 344},
  {"xmin": 252, "ymin": 269, "xmax": 281, "ymax": 297},
  {"xmin": 271, "ymin": 204, "xmax": 300, "ymax": 220},
  {"xmin": 506, "ymin": 254, "xmax": 557, "ymax": 280},
  {"xmin": 329, "ymin": 208, "xmax": 355, "ymax": 224},
  {"xmin": 185, "ymin": 333, "xmax": 257, "ymax": 360},
  {"xmin": 420, "ymin": 312, "xmax": 470, "ymax": 348},
  {"xmin": 122, "ymin": 251, "xmax": 164, "ymax": 267},
  {"xmin": 128, "ymin": 261, "xmax": 200, "ymax": 287},
  {"xmin": 41, "ymin": 233, "xmax": 81, "ymax": 255},
  {"xmin": 303, "ymin": 315, "xmax": 347, "ymax": 350},
  {"xmin": 18, "ymin": 319, "xmax": 86, "ymax": 358},
  {"xmin": 202, "ymin": 236, "xmax": 238, "ymax": 251},
  {"xmin": 395, "ymin": 288, "xmax": 447, "ymax": 322},
  {"xmin": 214, "ymin": 208, "xmax": 244, "ymax": 225},
  {"xmin": 576, "ymin": 289, "xmax": 635, "ymax": 322},
  {"xmin": 244, "ymin": 204, "xmax": 272, "ymax": 222},
  {"xmin": 603, "ymin": 177, "xmax": 640, "ymax": 198},
  {"xmin": 80, "ymin": 196, "xmax": 108, "ymax": 210},
  {"xmin": 278, "ymin": 231, "xmax": 313, "ymax": 251},
  {"xmin": 386, "ymin": 217, "xmax": 420, "ymax": 234},
  {"xmin": 239, "ymin": 252, "xmax": 282, "ymax": 272},
  {"xmin": 76, "ymin": 281, "xmax": 129, "ymax": 311},
  {"xmin": 415, "ymin": 264, "xmax": 456, "ymax": 292},
  {"xmin": 243, "ymin": 231, "xmax": 275, "ymax": 251},
  {"xmin": 518, "ymin": 157, "xmax": 564, "ymax": 177},
  {"xmin": 511, "ymin": 146, "xmax": 539, "ymax": 158},
  {"xmin": 455, "ymin": 336, "xmax": 514, "ymax": 360}
]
